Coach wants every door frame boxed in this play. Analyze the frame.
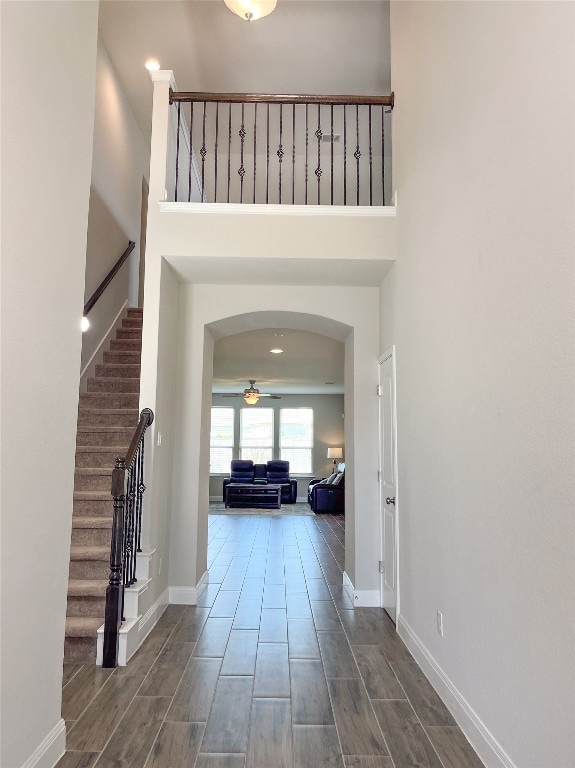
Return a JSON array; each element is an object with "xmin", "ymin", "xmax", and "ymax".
[{"xmin": 378, "ymin": 346, "xmax": 400, "ymax": 621}]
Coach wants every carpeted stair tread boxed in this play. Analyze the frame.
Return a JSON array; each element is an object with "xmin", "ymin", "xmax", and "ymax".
[
  {"xmin": 68, "ymin": 579, "xmax": 108, "ymax": 597},
  {"xmin": 70, "ymin": 545, "xmax": 109, "ymax": 561},
  {"xmin": 77, "ymin": 425, "xmax": 134, "ymax": 434},
  {"xmin": 66, "ymin": 617, "xmax": 103, "ymax": 637},
  {"xmin": 74, "ymin": 491, "xmax": 114, "ymax": 501},
  {"xmin": 72, "ymin": 516, "xmax": 112, "ymax": 529}
]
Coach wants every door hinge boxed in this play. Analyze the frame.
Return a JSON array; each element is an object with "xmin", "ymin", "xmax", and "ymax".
[
  {"xmin": 378, "ymin": 560, "xmax": 384, "ymax": 574},
  {"xmin": 376, "ymin": 384, "xmax": 382, "ymax": 397}
]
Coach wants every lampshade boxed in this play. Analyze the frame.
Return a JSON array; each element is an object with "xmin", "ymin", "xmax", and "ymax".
[
  {"xmin": 224, "ymin": 0, "xmax": 277, "ymax": 21},
  {"xmin": 327, "ymin": 447, "xmax": 343, "ymax": 460},
  {"xmin": 244, "ymin": 392, "xmax": 260, "ymax": 405}
]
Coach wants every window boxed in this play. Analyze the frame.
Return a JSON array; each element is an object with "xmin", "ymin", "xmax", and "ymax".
[
  {"xmin": 210, "ymin": 407, "xmax": 234, "ymax": 473},
  {"xmin": 280, "ymin": 408, "xmax": 313, "ymax": 473},
  {"xmin": 240, "ymin": 408, "xmax": 273, "ymax": 464}
]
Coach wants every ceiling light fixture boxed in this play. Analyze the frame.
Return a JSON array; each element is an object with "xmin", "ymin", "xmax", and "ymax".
[
  {"xmin": 145, "ymin": 58, "xmax": 160, "ymax": 71},
  {"xmin": 243, "ymin": 380, "xmax": 261, "ymax": 405},
  {"xmin": 269, "ymin": 348, "xmax": 283, "ymax": 354},
  {"xmin": 224, "ymin": 0, "xmax": 277, "ymax": 22},
  {"xmin": 81, "ymin": 317, "xmax": 90, "ymax": 333}
]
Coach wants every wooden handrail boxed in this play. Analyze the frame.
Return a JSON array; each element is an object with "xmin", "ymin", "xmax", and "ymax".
[
  {"xmin": 169, "ymin": 90, "xmax": 394, "ymax": 108},
  {"xmin": 84, "ymin": 241, "xmax": 136, "ymax": 316}
]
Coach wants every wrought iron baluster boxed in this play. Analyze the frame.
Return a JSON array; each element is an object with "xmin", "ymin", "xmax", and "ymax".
[
  {"xmin": 136, "ymin": 438, "xmax": 145, "ymax": 553},
  {"xmin": 253, "ymin": 103, "xmax": 257, "ymax": 204},
  {"xmin": 292, "ymin": 104, "xmax": 296, "ymax": 205},
  {"xmin": 305, "ymin": 103, "xmax": 309, "ymax": 206},
  {"xmin": 200, "ymin": 102, "xmax": 207, "ymax": 201},
  {"xmin": 343, "ymin": 105, "xmax": 347, "ymax": 206},
  {"xmin": 188, "ymin": 102, "xmax": 194, "ymax": 203},
  {"xmin": 355, "ymin": 104, "xmax": 361, "ymax": 206},
  {"xmin": 369, "ymin": 105, "xmax": 373, "ymax": 206},
  {"xmin": 175, "ymin": 102, "xmax": 181, "ymax": 202},
  {"xmin": 330, "ymin": 104, "xmax": 334, "ymax": 206},
  {"xmin": 227, "ymin": 103, "xmax": 232, "ymax": 204},
  {"xmin": 266, "ymin": 104, "xmax": 270, "ymax": 205},
  {"xmin": 239, "ymin": 102, "xmax": 246, "ymax": 203},
  {"xmin": 316, "ymin": 104, "xmax": 322, "ymax": 205},
  {"xmin": 277, "ymin": 103, "xmax": 284, "ymax": 204},
  {"xmin": 214, "ymin": 103, "xmax": 219, "ymax": 203},
  {"xmin": 381, "ymin": 106, "xmax": 385, "ymax": 206}
]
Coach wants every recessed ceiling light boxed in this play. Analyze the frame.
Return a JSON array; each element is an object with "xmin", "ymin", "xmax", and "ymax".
[
  {"xmin": 270, "ymin": 348, "xmax": 284, "ymax": 354},
  {"xmin": 145, "ymin": 58, "xmax": 160, "ymax": 71}
]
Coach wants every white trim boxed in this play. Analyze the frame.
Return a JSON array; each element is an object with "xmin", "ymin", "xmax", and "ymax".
[
  {"xmin": 158, "ymin": 201, "xmax": 397, "ymax": 218},
  {"xmin": 169, "ymin": 570, "xmax": 209, "ymax": 604},
  {"xmin": 20, "ymin": 718, "xmax": 66, "ymax": 768},
  {"xmin": 397, "ymin": 615, "xmax": 518, "ymax": 768},
  {"xmin": 150, "ymin": 69, "xmax": 176, "ymax": 88},
  {"xmin": 342, "ymin": 571, "xmax": 381, "ymax": 608}
]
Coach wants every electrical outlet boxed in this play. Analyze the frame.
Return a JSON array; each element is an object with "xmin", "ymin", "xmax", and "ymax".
[{"xmin": 437, "ymin": 610, "xmax": 444, "ymax": 637}]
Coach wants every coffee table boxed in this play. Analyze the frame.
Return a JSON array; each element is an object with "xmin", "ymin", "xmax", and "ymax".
[{"xmin": 225, "ymin": 483, "xmax": 282, "ymax": 509}]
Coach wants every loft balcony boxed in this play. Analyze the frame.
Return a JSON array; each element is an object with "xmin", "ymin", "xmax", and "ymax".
[{"xmin": 147, "ymin": 71, "xmax": 397, "ymax": 275}]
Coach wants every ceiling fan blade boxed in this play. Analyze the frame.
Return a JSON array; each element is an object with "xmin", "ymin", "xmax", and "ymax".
[
  {"xmin": 259, "ymin": 394, "xmax": 282, "ymax": 399},
  {"xmin": 221, "ymin": 393, "xmax": 243, "ymax": 397}
]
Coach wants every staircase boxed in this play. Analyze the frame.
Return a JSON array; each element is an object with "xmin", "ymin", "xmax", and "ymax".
[{"xmin": 65, "ymin": 307, "xmax": 143, "ymax": 663}]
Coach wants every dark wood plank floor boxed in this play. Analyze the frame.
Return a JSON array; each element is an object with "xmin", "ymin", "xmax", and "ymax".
[{"xmin": 59, "ymin": 513, "xmax": 484, "ymax": 768}]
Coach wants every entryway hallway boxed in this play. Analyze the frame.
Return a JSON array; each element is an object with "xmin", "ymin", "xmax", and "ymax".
[{"xmin": 59, "ymin": 514, "xmax": 483, "ymax": 767}]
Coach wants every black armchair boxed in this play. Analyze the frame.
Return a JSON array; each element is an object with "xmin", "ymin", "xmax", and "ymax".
[
  {"xmin": 266, "ymin": 460, "xmax": 298, "ymax": 504},
  {"xmin": 222, "ymin": 460, "xmax": 254, "ymax": 502},
  {"xmin": 308, "ymin": 466, "xmax": 345, "ymax": 513}
]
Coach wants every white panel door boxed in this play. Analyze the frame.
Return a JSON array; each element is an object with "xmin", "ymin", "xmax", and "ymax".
[{"xmin": 379, "ymin": 350, "xmax": 397, "ymax": 622}]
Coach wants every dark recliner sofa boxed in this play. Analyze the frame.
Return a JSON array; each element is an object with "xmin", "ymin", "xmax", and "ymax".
[
  {"xmin": 223, "ymin": 460, "xmax": 297, "ymax": 504},
  {"xmin": 308, "ymin": 464, "xmax": 345, "ymax": 513}
]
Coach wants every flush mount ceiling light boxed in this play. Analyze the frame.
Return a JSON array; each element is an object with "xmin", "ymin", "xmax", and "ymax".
[
  {"xmin": 224, "ymin": 0, "xmax": 277, "ymax": 22},
  {"xmin": 269, "ymin": 348, "xmax": 283, "ymax": 354},
  {"xmin": 145, "ymin": 58, "xmax": 160, "ymax": 71}
]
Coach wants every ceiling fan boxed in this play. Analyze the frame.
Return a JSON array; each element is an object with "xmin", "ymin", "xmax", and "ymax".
[{"xmin": 221, "ymin": 380, "xmax": 282, "ymax": 405}]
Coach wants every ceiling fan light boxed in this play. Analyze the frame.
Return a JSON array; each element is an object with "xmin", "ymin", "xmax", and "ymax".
[
  {"xmin": 244, "ymin": 392, "xmax": 260, "ymax": 405},
  {"xmin": 224, "ymin": 0, "xmax": 277, "ymax": 22}
]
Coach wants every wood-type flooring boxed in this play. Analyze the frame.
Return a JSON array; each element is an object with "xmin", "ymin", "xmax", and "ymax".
[{"xmin": 59, "ymin": 513, "xmax": 484, "ymax": 768}]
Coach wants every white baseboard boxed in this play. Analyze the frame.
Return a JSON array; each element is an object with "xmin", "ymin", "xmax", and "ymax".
[
  {"xmin": 342, "ymin": 571, "xmax": 381, "ymax": 607},
  {"xmin": 21, "ymin": 718, "xmax": 66, "ymax": 768},
  {"xmin": 169, "ymin": 571, "xmax": 208, "ymax": 604},
  {"xmin": 397, "ymin": 615, "xmax": 517, "ymax": 768}
]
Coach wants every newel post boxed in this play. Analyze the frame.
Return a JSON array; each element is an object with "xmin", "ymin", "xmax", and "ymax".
[{"xmin": 102, "ymin": 457, "xmax": 127, "ymax": 668}]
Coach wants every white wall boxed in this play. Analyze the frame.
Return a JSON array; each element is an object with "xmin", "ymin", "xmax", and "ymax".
[
  {"xmin": 91, "ymin": 39, "xmax": 148, "ymax": 307},
  {"xmin": 166, "ymin": 284, "xmax": 379, "ymax": 597},
  {"xmin": 387, "ymin": 2, "xmax": 575, "ymax": 766},
  {"xmin": 209, "ymin": 393, "xmax": 345, "ymax": 500},
  {"xmin": 0, "ymin": 2, "xmax": 98, "ymax": 766}
]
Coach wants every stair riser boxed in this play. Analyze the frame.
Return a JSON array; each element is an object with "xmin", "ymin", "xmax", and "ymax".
[
  {"xmin": 95, "ymin": 364, "xmax": 141, "ymax": 378},
  {"xmin": 76, "ymin": 431, "xmax": 131, "ymax": 446},
  {"xmin": 80, "ymin": 393, "xmax": 139, "ymax": 409},
  {"xmin": 77, "ymin": 411, "xmax": 138, "ymax": 428},
  {"xmin": 64, "ymin": 637, "xmax": 98, "ymax": 664},
  {"xmin": 74, "ymin": 474, "xmax": 113, "ymax": 491},
  {"xmin": 72, "ymin": 527, "xmax": 111, "ymax": 546},
  {"xmin": 75, "ymin": 452, "xmax": 123, "ymax": 469},
  {"xmin": 116, "ymin": 329, "xmax": 141, "ymax": 339},
  {"xmin": 103, "ymin": 352, "xmax": 141, "ymax": 365},
  {"xmin": 122, "ymin": 318, "xmax": 143, "ymax": 328},
  {"xmin": 67, "ymin": 596, "xmax": 107, "ymax": 617},
  {"xmin": 109, "ymin": 340, "xmax": 142, "ymax": 352},
  {"xmin": 69, "ymin": 560, "xmax": 110, "ymax": 580},
  {"xmin": 87, "ymin": 379, "xmax": 140, "ymax": 393},
  {"xmin": 73, "ymin": 499, "xmax": 113, "ymax": 516}
]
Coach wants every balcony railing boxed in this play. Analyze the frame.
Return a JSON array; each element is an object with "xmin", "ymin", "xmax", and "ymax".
[{"xmin": 169, "ymin": 91, "xmax": 394, "ymax": 206}]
